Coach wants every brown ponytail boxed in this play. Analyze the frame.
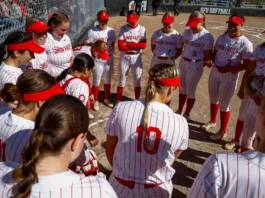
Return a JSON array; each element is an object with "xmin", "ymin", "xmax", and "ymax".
[
  {"xmin": 143, "ymin": 63, "xmax": 179, "ymax": 136},
  {"xmin": 12, "ymin": 94, "xmax": 89, "ymax": 198},
  {"xmin": 0, "ymin": 83, "xmax": 20, "ymax": 104}
]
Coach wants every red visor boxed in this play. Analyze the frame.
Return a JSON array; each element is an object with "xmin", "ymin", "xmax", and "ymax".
[
  {"xmin": 127, "ymin": 14, "xmax": 139, "ymax": 23},
  {"xmin": 162, "ymin": 16, "xmax": 174, "ymax": 24},
  {"xmin": 98, "ymin": 12, "xmax": 109, "ymax": 20},
  {"xmin": 155, "ymin": 77, "xmax": 182, "ymax": 90},
  {"xmin": 93, "ymin": 47, "xmax": 110, "ymax": 60},
  {"xmin": 227, "ymin": 16, "xmax": 244, "ymax": 25},
  {"xmin": 23, "ymin": 84, "xmax": 65, "ymax": 102},
  {"xmin": 26, "ymin": 21, "xmax": 50, "ymax": 33},
  {"xmin": 186, "ymin": 17, "xmax": 204, "ymax": 28},
  {"xmin": 8, "ymin": 39, "xmax": 44, "ymax": 54}
]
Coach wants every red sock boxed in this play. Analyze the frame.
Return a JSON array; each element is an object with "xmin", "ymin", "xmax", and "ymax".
[
  {"xmin": 184, "ymin": 98, "xmax": 195, "ymax": 116},
  {"xmin": 117, "ymin": 86, "xmax": 124, "ymax": 102},
  {"xmin": 220, "ymin": 111, "xmax": 230, "ymax": 134},
  {"xmin": 134, "ymin": 87, "xmax": 141, "ymax": 99},
  {"xmin": 234, "ymin": 119, "xmax": 244, "ymax": 141},
  {"xmin": 104, "ymin": 84, "xmax": 111, "ymax": 101},
  {"xmin": 240, "ymin": 146, "xmax": 250, "ymax": 153},
  {"xmin": 178, "ymin": 94, "xmax": 187, "ymax": 112},
  {"xmin": 92, "ymin": 86, "xmax": 99, "ymax": 102},
  {"xmin": 210, "ymin": 103, "xmax": 219, "ymax": 124}
]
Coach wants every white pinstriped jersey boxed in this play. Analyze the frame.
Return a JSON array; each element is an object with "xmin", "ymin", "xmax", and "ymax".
[
  {"xmin": 0, "ymin": 161, "xmax": 118, "ymax": 198},
  {"xmin": 187, "ymin": 150, "xmax": 265, "ymax": 198},
  {"xmin": 250, "ymin": 44, "xmax": 265, "ymax": 76},
  {"xmin": 151, "ymin": 29, "xmax": 182, "ymax": 57},
  {"xmin": 214, "ymin": 34, "xmax": 253, "ymax": 67},
  {"xmin": 86, "ymin": 26, "xmax": 116, "ymax": 56},
  {"xmin": 26, "ymin": 50, "xmax": 49, "ymax": 72},
  {"xmin": 118, "ymin": 24, "xmax": 146, "ymax": 54},
  {"xmin": 182, "ymin": 28, "xmax": 214, "ymax": 60},
  {"xmin": 60, "ymin": 74, "xmax": 89, "ymax": 107},
  {"xmin": 0, "ymin": 62, "xmax": 23, "ymax": 90},
  {"xmin": 45, "ymin": 33, "xmax": 73, "ymax": 77},
  {"xmin": 0, "ymin": 109, "xmax": 34, "ymax": 162},
  {"xmin": 0, "ymin": 109, "xmax": 98, "ymax": 173},
  {"xmin": 105, "ymin": 99, "xmax": 189, "ymax": 184}
]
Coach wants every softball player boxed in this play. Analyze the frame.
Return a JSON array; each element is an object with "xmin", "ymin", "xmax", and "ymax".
[
  {"xmin": 25, "ymin": 18, "xmax": 50, "ymax": 72},
  {"xmin": 150, "ymin": 12, "xmax": 182, "ymax": 68},
  {"xmin": 116, "ymin": 10, "xmax": 147, "ymax": 103},
  {"xmin": 73, "ymin": 41, "xmax": 110, "ymax": 111},
  {"xmin": 105, "ymin": 63, "xmax": 189, "ymax": 197},
  {"xmin": 0, "ymin": 95, "xmax": 117, "ymax": 198},
  {"xmin": 0, "ymin": 31, "xmax": 44, "ymax": 90},
  {"xmin": 85, "ymin": 10, "xmax": 116, "ymax": 109},
  {"xmin": 224, "ymin": 42, "xmax": 265, "ymax": 152},
  {"xmin": 201, "ymin": 14, "xmax": 253, "ymax": 141},
  {"xmin": 188, "ymin": 96, "xmax": 265, "ymax": 197},
  {"xmin": 177, "ymin": 11, "xmax": 214, "ymax": 120},
  {"xmin": 45, "ymin": 12, "xmax": 74, "ymax": 77}
]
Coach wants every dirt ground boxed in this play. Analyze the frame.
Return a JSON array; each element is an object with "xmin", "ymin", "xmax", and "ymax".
[{"xmin": 87, "ymin": 13, "xmax": 265, "ymax": 197}]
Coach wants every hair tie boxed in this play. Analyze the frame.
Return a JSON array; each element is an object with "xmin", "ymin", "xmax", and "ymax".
[{"xmin": 38, "ymin": 126, "xmax": 49, "ymax": 135}]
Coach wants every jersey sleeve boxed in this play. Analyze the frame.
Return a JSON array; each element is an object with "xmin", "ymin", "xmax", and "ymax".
[
  {"xmin": 214, "ymin": 36, "xmax": 222, "ymax": 51},
  {"xmin": 242, "ymin": 40, "xmax": 253, "ymax": 60},
  {"xmin": 178, "ymin": 117, "xmax": 189, "ymax": 150},
  {"xmin": 72, "ymin": 81, "xmax": 89, "ymax": 107},
  {"xmin": 140, "ymin": 26, "xmax": 147, "ymax": 41},
  {"xmin": 203, "ymin": 33, "xmax": 214, "ymax": 51},
  {"xmin": 104, "ymin": 104, "xmax": 119, "ymax": 136},
  {"xmin": 187, "ymin": 153, "xmax": 222, "ymax": 198},
  {"xmin": 110, "ymin": 29, "xmax": 116, "ymax": 43},
  {"xmin": 176, "ymin": 34, "xmax": 183, "ymax": 49},
  {"xmin": 118, "ymin": 27, "xmax": 125, "ymax": 41},
  {"xmin": 151, "ymin": 31, "xmax": 157, "ymax": 45},
  {"xmin": 86, "ymin": 29, "xmax": 95, "ymax": 43}
]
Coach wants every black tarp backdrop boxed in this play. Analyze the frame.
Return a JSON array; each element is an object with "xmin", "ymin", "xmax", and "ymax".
[{"xmin": 105, "ymin": 0, "xmax": 265, "ymax": 16}]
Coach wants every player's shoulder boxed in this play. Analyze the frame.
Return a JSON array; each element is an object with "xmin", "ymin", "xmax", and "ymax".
[
  {"xmin": 106, "ymin": 26, "xmax": 115, "ymax": 32},
  {"xmin": 0, "ymin": 107, "xmax": 12, "ymax": 116},
  {"xmin": 116, "ymin": 99, "xmax": 145, "ymax": 109},
  {"xmin": 0, "ymin": 161, "xmax": 18, "ymax": 183}
]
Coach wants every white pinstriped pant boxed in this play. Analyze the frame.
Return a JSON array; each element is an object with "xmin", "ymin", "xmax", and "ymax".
[
  {"xmin": 118, "ymin": 53, "xmax": 143, "ymax": 87},
  {"xmin": 150, "ymin": 56, "xmax": 176, "ymax": 68},
  {"xmin": 208, "ymin": 67, "xmax": 239, "ymax": 112},
  {"xmin": 109, "ymin": 174, "xmax": 173, "ymax": 198},
  {"xmin": 92, "ymin": 55, "xmax": 114, "ymax": 86},
  {"xmin": 179, "ymin": 58, "xmax": 204, "ymax": 99},
  {"xmin": 237, "ymin": 95, "xmax": 259, "ymax": 148}
]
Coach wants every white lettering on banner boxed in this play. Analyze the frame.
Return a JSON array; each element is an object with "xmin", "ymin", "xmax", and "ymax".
[{"xmin": 200, "ymin": 7, "xmax": 231, "ymax": 15}]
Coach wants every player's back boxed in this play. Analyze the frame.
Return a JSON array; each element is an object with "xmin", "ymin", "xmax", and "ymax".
[
  {"xmin": 0, "ymin": 108, "xmax": 34, "ymax": 162},
  {"xmin": 106, "ymin": 99, "xmax": 189, "ymax": 184},
  {"xmin": 0, "ymin": 62, "xmax": 23, "ymax": 90},
  {"xmin": 0, "ymin": 161, "xmax": 118, "ymax": 198}
]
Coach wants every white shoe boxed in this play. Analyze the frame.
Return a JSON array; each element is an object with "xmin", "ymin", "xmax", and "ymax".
[
  {"xmin": 183, "ymin": 113, "xmax": 190, "ymax": 121},
  {"xmin": 201, "ymin": 122, "xmax": 216, "ymax": 131},
  {"xmin": 223, "ymin": 140, "xmax": 239, "ymax": 150},
  {"xmin": 103, "ymin": 100, "xmax": 114, "ymax": 108},
  {"xmin": 209, "ymin": 131, "xmax": 227, "ymax": 141},
  {"xmin": 93, "ymin": 101, "xmax": 99, "ymax": 111},
  {"xmin": 88, "ymin": 112, "xmax": 94, "ymax": 119}
]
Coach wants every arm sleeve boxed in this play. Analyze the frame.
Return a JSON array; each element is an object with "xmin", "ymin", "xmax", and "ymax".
[
  {"xmin": 242, "ymin": 40, "xmax": 253, "ymax": 60},
  {"xmin": 104, "ymin": 104, "xmax": 119, "ymax": 136},
  {"xmin": 203, "ymin": 33, "xmax": 214, "ymax": 51},
  {"xmin": 187, "ymin": 153, "xmax": 222, "ymax": 198}
]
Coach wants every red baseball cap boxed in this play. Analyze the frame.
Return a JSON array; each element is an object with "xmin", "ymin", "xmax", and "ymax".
[
  {"xmin": 226, "ymin": 16, "xmax": 244, "ymax": 25},
  {"xmin": 97, "ymin": 12, "xmax": 109, "ymax": 21},
  {"xmin": 7, "ymin": 39, "xmax": 44, "ymax": 54},
  {"xmin": 26, "ymin": 21, "xmax": 50, "ymax": 33},
  {"xmin": 162, "ymin": 16, "xmax": 174, "ymax": 24},
  {"xmin": 127, "ymin": 14, "xmax": 139, "ymax": 23},
  {"xmin": 186, "ymin": 17, "xmax": 204, "ymax": 28}
]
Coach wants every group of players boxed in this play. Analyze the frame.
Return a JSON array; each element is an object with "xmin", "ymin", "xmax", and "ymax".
[{"xmin": 0, "ymin": 7, "xmax": 264, "ymax": 197}]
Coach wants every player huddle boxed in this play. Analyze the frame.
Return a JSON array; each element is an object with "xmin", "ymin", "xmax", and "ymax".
[{"xmin": 0, "ymin": 8, "xmax": 264, "ymax": 198}]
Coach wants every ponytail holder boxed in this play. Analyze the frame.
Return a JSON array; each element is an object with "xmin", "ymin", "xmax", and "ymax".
[{"xmin": 38, "ymin": 126, "xmax": 49, "ymax": 135}]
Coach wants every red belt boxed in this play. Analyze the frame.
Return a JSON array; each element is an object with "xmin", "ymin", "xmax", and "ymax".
[
  {"xmin": 183, "ymin": 57, "xmax": 202, "ymax": 63},
  {"xmin": 156, "ymin": 56, "xmax": 175, "ymax": 60},
  {"xmin": 115, "ymin": 176, "xmax": 162, "ymax": 189},
  {"xmin": 125, "ymin": 52, "xmax": 139, "ymax": 55}
]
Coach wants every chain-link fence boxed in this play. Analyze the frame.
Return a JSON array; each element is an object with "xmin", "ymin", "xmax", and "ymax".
[{"xmin": 0, "ymin": 0, "xmax": 105, "ymax": 44}]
